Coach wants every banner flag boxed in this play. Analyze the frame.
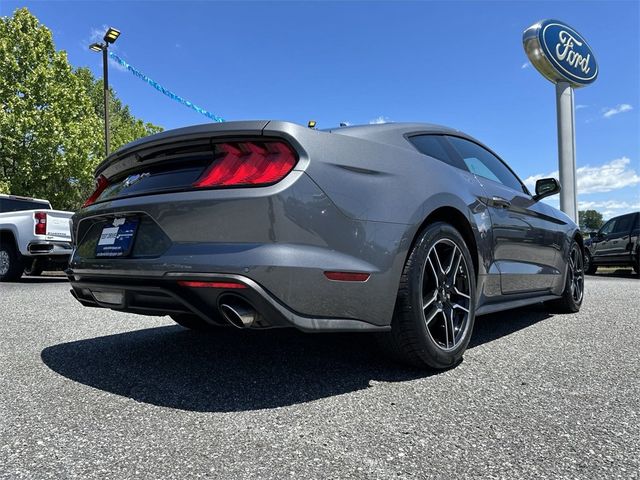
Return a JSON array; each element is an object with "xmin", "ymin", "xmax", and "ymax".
[{"xmin": 108, "ymin": 52, "xmax": 225, "ymax": 123}]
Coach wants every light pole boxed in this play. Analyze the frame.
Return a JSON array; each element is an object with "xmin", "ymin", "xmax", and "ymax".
[{"xmin": 89, "ymin": 27, "xmax": 121, "ymax": 157}]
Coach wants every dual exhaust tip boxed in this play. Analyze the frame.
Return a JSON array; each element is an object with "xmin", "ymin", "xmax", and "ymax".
[{"xmin": 219, "ymin": 297, "xmax": 260, "ymax": 329}]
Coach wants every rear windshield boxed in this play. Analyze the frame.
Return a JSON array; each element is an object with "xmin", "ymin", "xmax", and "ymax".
[
  {"xmin": 95, "ymin": 141, "xmax": 215, "ymax": 203},
  {"xmin": 0, "ymin": 198, "xmax": 51, "ymax": 213}
]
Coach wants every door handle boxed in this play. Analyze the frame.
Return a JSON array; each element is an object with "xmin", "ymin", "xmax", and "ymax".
[{"xmin": 491, "ymin": 196, "xmax": 511, "ymax": 209}]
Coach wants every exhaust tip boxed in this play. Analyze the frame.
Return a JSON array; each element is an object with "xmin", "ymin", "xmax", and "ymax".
[{"xmin": 219, "ymin": 299, "xmax": 258, "ymax": 328}]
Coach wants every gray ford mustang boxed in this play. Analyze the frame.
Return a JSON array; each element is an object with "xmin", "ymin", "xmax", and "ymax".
[{"xmin": 68, "ymin": 121, "xmax": 584, "ymax": 369}]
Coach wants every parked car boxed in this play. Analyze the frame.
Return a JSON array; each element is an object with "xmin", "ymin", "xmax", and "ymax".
[
  {"xmin": 0, "ymin": 194, "xmax": 73, "ymax": 281},
  {"xmin": 584, "ymin": 211, "xmax": 639, "ymax": 275},
  {"xmin": 67, "ymin": 121, "xmax": 584, "ymax": 369}
]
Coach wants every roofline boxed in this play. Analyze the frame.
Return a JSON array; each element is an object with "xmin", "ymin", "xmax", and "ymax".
[{"xmin": 0, "ymin": 193, "xmax": 51, "ymax": 204}]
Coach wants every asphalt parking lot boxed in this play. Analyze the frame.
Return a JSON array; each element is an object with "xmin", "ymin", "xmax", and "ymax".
[{"xmin": 1, "ymin": 272, "xmax": 639, "ymax": 479}]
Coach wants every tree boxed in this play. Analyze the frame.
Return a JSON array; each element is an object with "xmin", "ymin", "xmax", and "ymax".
[
  {"xmin": 579, "ymin": 209, "xmax": 604, "ymax": 230},
  {"xmin": 0, "ymin": 8, "xmax": 101, "ymax": 209},
  {"xmin": 0, "ymin": 8, "xmax": 163, "ymax": 210},
  {"xmin": 75, "ymin": 67, "xmax": 162, "ymax": 154}
]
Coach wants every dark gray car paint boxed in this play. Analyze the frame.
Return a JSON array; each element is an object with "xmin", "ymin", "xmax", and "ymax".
[{"xmin": 69, "ymin": 121, "xmax": 580, "ymax": 330}]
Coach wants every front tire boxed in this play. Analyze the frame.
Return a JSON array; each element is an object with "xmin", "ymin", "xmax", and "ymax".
[
  {"xmin": 584, "ymin": 251, "xmax": 597, "ymax": 275},
  {"xmin": 546, "ymin": 240, "xmax": 584, "ymax": 313},
  {"xmin": 0, "ymin": 242, "xmax": 24, "ymax": 282},
  {"xmin": 380, "ymin": 222, "xmax": 476, "ymax": 369}
]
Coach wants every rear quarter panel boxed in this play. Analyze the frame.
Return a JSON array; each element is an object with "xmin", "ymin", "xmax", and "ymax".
[{"xmin": 265, "ymin": 121, "xmax": 496, "ymax": 302}]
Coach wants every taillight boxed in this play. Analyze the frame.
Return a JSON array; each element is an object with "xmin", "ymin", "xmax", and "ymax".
[
  {"xmin": 34, "ymin": 212, "xmax": 47, "ymax": 235},
  {"xmin": 82, "ymin": 174, "xmax": 109, "ymax": 208},
  {"xmin": 194, "ymin": 140, "xmax": 297, "ymax": 188}
]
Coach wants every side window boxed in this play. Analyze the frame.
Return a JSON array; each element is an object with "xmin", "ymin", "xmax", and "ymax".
[
  {"xmin": 0, "ymin": 198, "xmax": 49, "ymax": 212},
  {"xmin": 408, "ymin": 135, "xmax": 464, "ymax": 170},
  {"xmin": 446, "ymin": 136, "xmax": 525, "ymax": 193},
  {"xmin": 612, "ymin": 215, "xmax": 632, "ymax": 234},
  {"xmin": 600, "ymin": 219, "xmax": 616, "ymax": 235}
]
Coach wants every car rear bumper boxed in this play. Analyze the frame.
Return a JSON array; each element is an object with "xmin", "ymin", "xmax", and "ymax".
[
  {"xmin": 27, "ymin": 241, "xmax": 72, "ymax": 256},
  {"xmin": 67, "ymin": 270, "xmax": 390, "ymax": 332},
  {"xmin": 70, "ymin": 173, "xmax": 410, "ymax": 326}
]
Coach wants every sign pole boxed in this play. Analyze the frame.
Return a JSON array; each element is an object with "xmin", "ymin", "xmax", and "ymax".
[
  {"xmin": 523, "ymin": 19, "xmax": 597, "ymax": 225},
  {"xmin": 555, "ymin": 82, "xmax": 578, "ymax": 222}
]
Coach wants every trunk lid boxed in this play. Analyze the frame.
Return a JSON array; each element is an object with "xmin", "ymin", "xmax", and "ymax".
[
  {"xmin": 44, "ymin": 210, "xmax": 73, "ymax": 241},
  {"xmin": 85, "ymin": 121, "xmax": 303, "ymax": 206}
]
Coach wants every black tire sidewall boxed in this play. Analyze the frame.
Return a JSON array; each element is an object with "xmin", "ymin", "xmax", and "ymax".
[
  {"xmin": 0, "ymin": 243, "xmax": 23, "ymax": 282},
  {"xmin": 584, "ymin": 251, "xmax": 597, "ymax": 275},
  {"xmin": 24, "ymin": 261, "xmax": 44, "ymax": 276},
  {"xmin": 403, "ymin": 223, "xmax": 477, "ymax": 368},
  {"xmin": 584, "ymin": 251, "xmax": 591, "ymax": 272}
]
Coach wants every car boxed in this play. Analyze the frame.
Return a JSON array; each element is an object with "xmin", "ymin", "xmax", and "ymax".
[
  {"xmin": 67, "ymin": 121, "xmax": 584, "ymax": 369},
  {"xmin": 584, "ymin": 211, "xmax": 639, "ymax": 275},
  {"xmin": 0, "ymin": 194, "xmax": 73, "ymax": 281}
]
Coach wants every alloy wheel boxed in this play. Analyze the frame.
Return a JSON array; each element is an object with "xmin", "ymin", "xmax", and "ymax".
[
  {"xmin": 568, "ymin": 244, "xmax": 584, "ymax": 303},
  {"xmin": 421, "ymin": 238, "xmax": 472, "ymax": 351}
]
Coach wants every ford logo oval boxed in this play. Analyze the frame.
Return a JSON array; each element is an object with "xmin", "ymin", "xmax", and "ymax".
[
  {"xmin": 123, "ymin": 172, "xmax": 150, "ymax": 188},
  {"xmin": 523, "ymin": 19, "xmax": 598, "ymax": 88}
]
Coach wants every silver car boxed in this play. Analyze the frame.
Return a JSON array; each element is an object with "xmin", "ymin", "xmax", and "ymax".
[{"xmin": 68, "ymin": 121, "xmax": 584, "ymax": 369}]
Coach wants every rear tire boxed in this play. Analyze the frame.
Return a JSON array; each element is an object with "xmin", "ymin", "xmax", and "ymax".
[
  {"xmin": 24, "ymin": 259, "xmax": 44, "ymax": 277},
  {"xmin": 379, "ymin": 222, "xmax": 476, "ymax": 370},
  {"xmin": 170, "ymin": 313, "xmax": 221, "ymax": 331},
  {"xmin": 584, "ymin": 251, "xmax": 597, "ymax": 275},
  {"xmin": 0, "ymin": 241, "xmax": 24, "ymax": 282},
  {"xmin": 546, "ymin": 240, "xmax": 584, "ymax": 313}
]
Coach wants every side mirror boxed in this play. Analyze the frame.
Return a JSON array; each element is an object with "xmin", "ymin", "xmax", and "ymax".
[
  {"xmin": 533, "ymin": 178, "xmax": 561, "ymax": 201},
  {"xmin": 589, "ymin": 231, "xmax": 598, "ymax": 239}
]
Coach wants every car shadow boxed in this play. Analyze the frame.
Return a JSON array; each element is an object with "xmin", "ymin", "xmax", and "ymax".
[
  {"xmin": 468, "ymin": 305, "xmax": 551, "ymax": 348},
  {"xmin": 588, "ymin": 269, "xmax": 637, "ymax": 279},
  {"xmin": 19, "ymin": 276, "xmax": 68, "ymax": 283},
  {"xmin": 41, "ymin": 307, "xmax": 552, "ymax": 412}
]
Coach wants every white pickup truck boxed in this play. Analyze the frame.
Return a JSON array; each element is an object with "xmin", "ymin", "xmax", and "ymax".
[{"xmin": 0, "ymin": 194, "xmax": 73, "ymax": 281}]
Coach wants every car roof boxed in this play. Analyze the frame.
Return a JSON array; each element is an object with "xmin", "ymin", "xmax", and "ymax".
[
  {"xmin": 0, "ymin": 193, "xmax": 50, "ymax": 204},
  {"xmin": 104, "ymin": 120, "xmax": 489, "ymax": 168},
  {"xmin": 324, "ymin": 122, "xmax": 474, "ymax": 149}
]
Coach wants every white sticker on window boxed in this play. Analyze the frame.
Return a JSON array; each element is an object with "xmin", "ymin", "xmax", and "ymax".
[{"xmin": 98, "ymin": 227, "xmax": 119, "ymax": 245}]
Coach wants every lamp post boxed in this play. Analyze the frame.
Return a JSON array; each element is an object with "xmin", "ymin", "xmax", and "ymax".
[{"xmin": 89, "ymin": 27, "xmax": 121, "ymax": 157}]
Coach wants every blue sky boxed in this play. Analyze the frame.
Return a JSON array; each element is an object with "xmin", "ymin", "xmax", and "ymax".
[{"xmin": 2, "ymin": 0, "xmax": 639, "ymax": 219}]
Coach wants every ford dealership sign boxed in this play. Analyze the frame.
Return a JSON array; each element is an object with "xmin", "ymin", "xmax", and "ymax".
[{"xmin": 523, "ymin": 19, "xmax": 598, "ymax": 88}]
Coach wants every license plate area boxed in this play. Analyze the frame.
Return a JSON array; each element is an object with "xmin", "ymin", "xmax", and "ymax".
[{"xmin": 95, "ymin": 218, "xmax": 139, "ymax": 258}]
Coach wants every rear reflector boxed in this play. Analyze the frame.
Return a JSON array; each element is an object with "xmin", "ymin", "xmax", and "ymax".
[
  {"xmin": 82, "ymin": 174, "xmax": 110, "ymax": 208},
  {"xmin": 324, "ymin": 271, "xmax": 370, "ymax": 282},
  {"xmin": 178, "ymin": 281, "xmax": 247, "ymax": 289},
  {"xmin": 194, "ymin": 141, "xmax": 297, "ymax": 188},
  {"xmin": 34, "ymin": 212, "xmax": 47, "ymax": 235}
]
